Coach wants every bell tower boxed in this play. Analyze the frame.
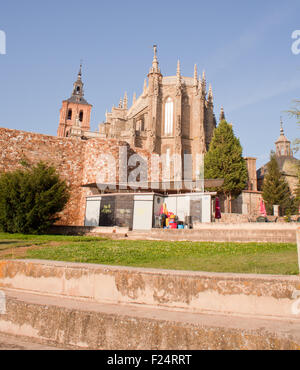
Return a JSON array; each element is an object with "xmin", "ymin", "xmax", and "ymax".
[
  {"xmin": 275, "ymin": 118, "xmax": 292, "ymax": 157},
  {"xmin": 57, "ymin": 64, "xmax": 92, "ymax": 137}
]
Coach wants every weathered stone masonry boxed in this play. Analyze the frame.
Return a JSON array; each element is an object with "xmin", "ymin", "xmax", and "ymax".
[
  {"xmin": 0, "ymin": 127, "xmax": 152, "ymax": 226},
  {"xmin": 0, "ymin": 127, "xmax": 85, "ymax": 225}
]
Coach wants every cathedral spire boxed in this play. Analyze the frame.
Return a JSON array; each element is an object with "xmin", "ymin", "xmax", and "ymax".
[
  {"xmin": 177, "ymin": 60, "xmax": 181, "ymax": 76},
  {"xmin": 176, "ymin": 60, "xmax": 181, "ymax": 83},
  {"xmin": 208, "ymin": 83, "xmax": 213, "ymax": 103},
  {"xmin": 176, "ymin": 60, "xmax": 182, "ymax": 96},
  {"xmin": 220, "ymin": 106, "xmax": 226, "ymax": 122},
  {"xmin": 202, "ymin": 70, "xmax": 206, "ymax": 95},
  {"xmin": 143, "ymin": 78, "xmax": 147, "ymax": 95},
  {"xmin": 194, "ymin": 64, "xmax": 198, "ymax": 85},
  {"xmin": 151, "ymin": 44, "xmax": 159, "ymax": 73},
  {"xmin": 123, "ymin": 91, "xmax": 128, "ymax": 110}
]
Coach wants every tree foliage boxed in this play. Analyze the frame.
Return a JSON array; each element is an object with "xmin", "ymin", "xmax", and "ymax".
[
  {"xmin": 288, "ymin": 99, "xmax": 300, "ymax": 124},
  {"xmin": 294, "ymin": 170, "xmax": 300, "ymax": 209},
  {"xmin": 288, "ymin": 99, "xmax": 300, "ymax": 153},
  {"xmin": 262, "ymin": 153, "xmax": 295, "ymax": 215},
  {"xmin": 204, "ymin": 120, "xmax": 248, "ymax": 197},
  {"xmin": 0, "ymin": 162, "xmax": 70, "ymax": 234}
]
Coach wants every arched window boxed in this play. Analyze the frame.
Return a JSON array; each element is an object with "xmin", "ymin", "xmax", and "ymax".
[
  {"xmin": 79, "ymin": 111, "xmax": 83, "ymax": 122},
  {"xmin": 76, "ymin": 86, "xmax": 80, "ymax": 93},
  {"xmin": 164, "ymin": 97, "xmax": 173, "ymax": 135},
  {"xmin": 67, "ymin": 109, "xmax": 72, "ymax": 120}
]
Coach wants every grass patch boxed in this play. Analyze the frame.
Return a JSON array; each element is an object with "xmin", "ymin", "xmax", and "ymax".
[
  {"xmin": 0, "ymin": 232, "xmax": 107, "ymax": 243},
  {"xmin": 0, "ymin": 233, "xmax": 298, "ymax": 275}
]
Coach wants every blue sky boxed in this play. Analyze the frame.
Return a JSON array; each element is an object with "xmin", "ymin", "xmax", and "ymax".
[{"xmin": 0, "ymin": 0, "xmax": 300, "ymax": 168}]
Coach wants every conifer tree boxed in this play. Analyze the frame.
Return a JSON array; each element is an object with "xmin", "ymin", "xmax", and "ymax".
[
  {"xmin": 262, "ymin": 152, "xmax": 295, "ymax": 215},
  {"xmin": 204, "ymin": 119, "xmax": 248, "ymax": 211},
  {"xmin": 294, "ymin": 169, "xmax": 300, "ymax": 209},
  {"xmin": 0, "ymin": 162, "xmax": 69, "ymax": 234}
]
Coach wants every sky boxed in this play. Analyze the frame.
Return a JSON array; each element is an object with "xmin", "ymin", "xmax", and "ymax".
[{"xmin": 0, "ymin": 0, "xmax": 300, "ymax": 168}]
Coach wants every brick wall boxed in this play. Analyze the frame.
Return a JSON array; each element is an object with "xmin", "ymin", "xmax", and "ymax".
[
  {"xmin": 0, "ymin": 127, "xmax": 158, "ymax": 226},
  {"xmin": 0, "ymin": 128, "xmax": 87, "ymax": 225}
]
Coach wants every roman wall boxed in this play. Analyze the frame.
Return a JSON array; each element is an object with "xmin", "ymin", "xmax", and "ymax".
[
  {"xmin": 0, "ymin": 128, "xmax": 155, "ymax": 226},
  {"xmin": 0, "ymin": 128, "xmax": 87, "ymax": 225}
]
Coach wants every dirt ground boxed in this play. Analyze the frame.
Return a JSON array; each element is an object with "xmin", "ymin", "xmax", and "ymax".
[{"xmin": 0, "ymin": 241, "xmax": 65, "ymax": 259}]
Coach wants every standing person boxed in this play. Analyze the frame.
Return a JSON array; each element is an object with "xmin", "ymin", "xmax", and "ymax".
[{"xmin": 215, "ymin": 197, "xmax": 221, "ymax": 221}]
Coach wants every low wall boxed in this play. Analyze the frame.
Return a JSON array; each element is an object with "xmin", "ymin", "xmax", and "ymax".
[
  {"xmin": 48, "ymin": 225, "xmax": 129, "ymax": 236},
  {"xmin": 1, "ymin": 259, "xmax": 300, "ymax": 349},
  {"xmin": 212, "ymin": 213, "xmax": 250, "ymax": 223},
  {"xmin": 146, "ymin": 224, "xmax": 298, "ymax": 243},
  {"xmin": 1, "ymin": 289, "xmax": 299, "ymax": 350},
  {"xmin": 48, "ymin": 224, "xmax": 298, "ymax": 243},
  {"xmin": 1, "ymin": 259, "xmax": 300, "ymax": 320}
]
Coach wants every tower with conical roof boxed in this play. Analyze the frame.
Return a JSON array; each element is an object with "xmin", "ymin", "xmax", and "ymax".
[
  {"xmin": 257, "ymin": 118, "xmax": 299, "ymax": 194},
  {"xmin": 275, "ymin": 118, "xmax": 292, "ymax": 157},
  {"xmin": 57, "ymin": 64, "xmax": 92, "ymax": 137}
]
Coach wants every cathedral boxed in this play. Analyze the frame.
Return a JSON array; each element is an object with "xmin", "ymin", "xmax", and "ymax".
[
  {"xmin": 57, "ymin": 46, "xmax": 220, "ymax": 181},
  {"xmin": 2, "ymin": 48, "xmax": 297, "ymax": 229}
]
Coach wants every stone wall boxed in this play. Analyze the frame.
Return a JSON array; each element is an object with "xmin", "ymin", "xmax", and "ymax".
[
  {"xmin": 0, "ymin": 127, "xmax": 86, "ymax": 225},
  {"xmin": 214, "ymin": 213, "xmax": 250, "ymax": 223},
  {"xmin": 0, "ymin": 126, "xmax": 264, "ymax": 227},
  {"xmin": 2, "ymin": 289, "xmax": 299, "ymax": 349},
  {"xmin": 219, "ymin": 191, "xmax": 262, "ymax": 216},
  {"xmin": 0, "ymin": 127, "xmax": 158, "ymax": 226},
  {"xmin": 1, "ymin": 259, "xmax": 299, "ymax": 319}
]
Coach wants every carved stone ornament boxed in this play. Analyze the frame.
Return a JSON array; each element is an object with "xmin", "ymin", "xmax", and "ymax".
[{"xmin": 176, "ymin": 115, "xmax": 181, "ymax": 137}]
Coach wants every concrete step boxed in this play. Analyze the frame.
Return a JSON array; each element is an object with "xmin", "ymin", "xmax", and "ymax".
[
  {"xmin": 0, "ymin": 332, "xmax": 62, "ymax": 350},
  {"xmin": 128, "ymin": 227, "xmax": 298, "ymax": 243},
  {"xmin": 49, "ymin": 225, "xmax": 299, "ymax": 243},
  {"xmin": 1, "ymin": 288, "xmax": 300, "ymax": 350},
  {"xmin": 1, "ymin": 259, "xmax": 300, "ymax": 320}
]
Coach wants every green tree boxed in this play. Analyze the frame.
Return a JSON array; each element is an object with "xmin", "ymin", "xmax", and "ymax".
[
  {"xmin": 204, "ymin": 119, "xmax": 248, "ymax": 212},
  {"xmin": 288, "ymin": 100, "xmax": 300, "ymax": 153},
  {"xmin": 288, "ymin": 100, "xmax": 300, "ymax": 124},
  {"xmin": 294, "ymin": 171, "xmax": 300, "ymax": 209},
  {"xmin": 0, "ymin": 162, "xmax": 69, "ymax": 234},
  {"xmin": 262, "ymin": 153, "xmax": 295, "ymax": 215}
]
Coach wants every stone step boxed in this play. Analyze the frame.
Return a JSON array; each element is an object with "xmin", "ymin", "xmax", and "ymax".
[
  {"xmin": 0, "ymin": 288, "xmax": 300, "ymax": 350},
  {"xmin": 128, "ymin": 228, "xmax": 297, "ymax": 243},
  {"xmin": 0, "ymin": 332, "xmax": 62, "ymax": 350},
  {"xmin": 1, "ymin": 259, "xmax": 300, "ymax": 320},
  {"xmin": 49, "ymin": 225, "xmax": 298, "ymax": 243}
]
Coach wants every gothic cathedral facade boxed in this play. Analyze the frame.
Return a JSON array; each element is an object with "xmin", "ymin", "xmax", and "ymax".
[{"xmin": 58, "ymin": 47, "xmax": 219, "ymax": 181}]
